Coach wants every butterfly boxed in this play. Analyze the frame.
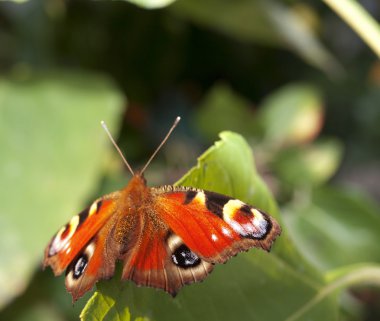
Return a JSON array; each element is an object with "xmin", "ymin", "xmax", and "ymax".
[{"xmin": 43, "ymin": 117, "xmax": 281, "ymax": 301}]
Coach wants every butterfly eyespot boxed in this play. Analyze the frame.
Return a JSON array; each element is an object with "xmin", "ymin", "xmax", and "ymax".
[
  {"xmin": 73, "ymin": 255, "xmax": 88, "ymax": 279},
  {"xmin": 222, "ymin": 201, "xmax": 271, "ymax": 239},
  {"xmin": 171, "ymin": 244, "xmax": 201, "ymax": 269},
  {"xmin": 66, "ymin": 241, "xmax": 95, "ymax": 286}
]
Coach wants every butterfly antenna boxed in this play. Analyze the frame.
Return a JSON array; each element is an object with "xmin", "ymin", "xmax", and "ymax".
[
  {"xmin": 101, "ymin": 121, "xmax": 135, "ymax": 176},
  {"xmin": 140, "ymin": 116, "xmax": 181, "ymax": 175}
]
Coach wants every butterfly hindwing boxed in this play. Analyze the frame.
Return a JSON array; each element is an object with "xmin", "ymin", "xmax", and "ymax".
[
  {"xmin": 120, "ymin": 213, "xmax": 214, "ymax": 296},
  {"xmin": 64, "ymin": 217, "xmax": 121, "ymax": 301}
]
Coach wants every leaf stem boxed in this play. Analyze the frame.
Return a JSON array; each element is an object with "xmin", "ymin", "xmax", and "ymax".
[
  {"xmin": 322, "ymin": 0, "xmax": 380, "ymax": 58},
  {"xmin": 285, "ymin": 264, "xmax": 380, "ymax": 321}
]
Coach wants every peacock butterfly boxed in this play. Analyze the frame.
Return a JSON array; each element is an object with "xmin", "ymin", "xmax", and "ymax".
[{"xmin": 43, "ymin": 117, "xmax": 281, "ymax": 301}]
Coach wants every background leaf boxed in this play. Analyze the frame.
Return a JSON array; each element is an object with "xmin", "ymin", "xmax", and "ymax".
[
  {"xmin": 284, "ymin": 186, "xmax": 380, "ymax": 271},
  {"xmin": 258, "ymin": 83, "xmax": 324, "ymax": 147},
  {"xmin": 171, "ymin": 0, "xmax": 340, "ymax": 73},
  {"xmin": 286, "ymin": 263, "xmax": 380, "ymax": 321},
  {"xmin": 273, "ymin": 139, "xmax": 343, "ymax": 187},
  {"xmin": 194, "ymin": 84, "xmax": 256, "ymax": 141},
  {"xmin": 0, "ymin": 71, "xmax": 124, "ymax": 308}
]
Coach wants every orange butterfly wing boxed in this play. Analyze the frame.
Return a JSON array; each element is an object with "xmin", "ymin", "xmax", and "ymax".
[{"xmin": 153, "ymin": 187, "xmax": 281, "ymax": 263}]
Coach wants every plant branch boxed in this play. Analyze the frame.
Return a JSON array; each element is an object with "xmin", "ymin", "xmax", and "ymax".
[{"xmin": 323, "ymin": 0, "xmax": 380, "ymax": 58}]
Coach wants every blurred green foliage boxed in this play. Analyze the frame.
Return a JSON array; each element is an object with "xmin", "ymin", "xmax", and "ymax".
[{"xmin": 0, "ymin": 0, "xmax": 380, "ymax": 321}]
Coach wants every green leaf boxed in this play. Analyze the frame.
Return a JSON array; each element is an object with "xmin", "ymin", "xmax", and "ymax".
[
  {"xmin": 284, "ymin": 186, "xmax": 380, "ymax": 271},
  {"xmin": 0, "ymin": 71, "xmax": 124, "ymax": 309},
  {"xmin": 273, "ymin": 139, "xmax": 343, "ymax": 187},
  {"xmin": 82, "ymin": 131, "xmax": 338, "ymax": 321},
  {"xmin": 258, "ymin": 83, "xmax": 324, "ymax": 147},
  {"xmin": 194, "ymin": 84, "xmax": 256, "ymax": 141},
  {"xmin": 326, "ymin": 263, "xmax": 380, "ymax": 287},
  {"xmin": 4, "ymin": 303, "xmax": 66, "ymax": 321},
  {"xmin": 171, "ymin": 0, "xmax": 340, "ymax": 74},
  {"xmin": 285, "ymin": 263, "xmax": 380, "ymax": 321}
]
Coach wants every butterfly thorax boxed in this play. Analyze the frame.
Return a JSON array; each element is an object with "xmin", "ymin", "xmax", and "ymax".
[
  {"xmin": 113, "ymin": 173, "xmax": 166, "ymax": 250},
  {"xmin": 120, "ymin": 173, "xmax": 150, "ymax": 209}
]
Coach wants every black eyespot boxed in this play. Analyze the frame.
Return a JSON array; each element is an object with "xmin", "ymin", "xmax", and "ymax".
[
  {"xmin": 171, "ymin": 244, "xmax": 201, "ymax": 268},
  {"xmin": 72, "ymin": 255, "xmax": 88, "ymax": 279}
]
